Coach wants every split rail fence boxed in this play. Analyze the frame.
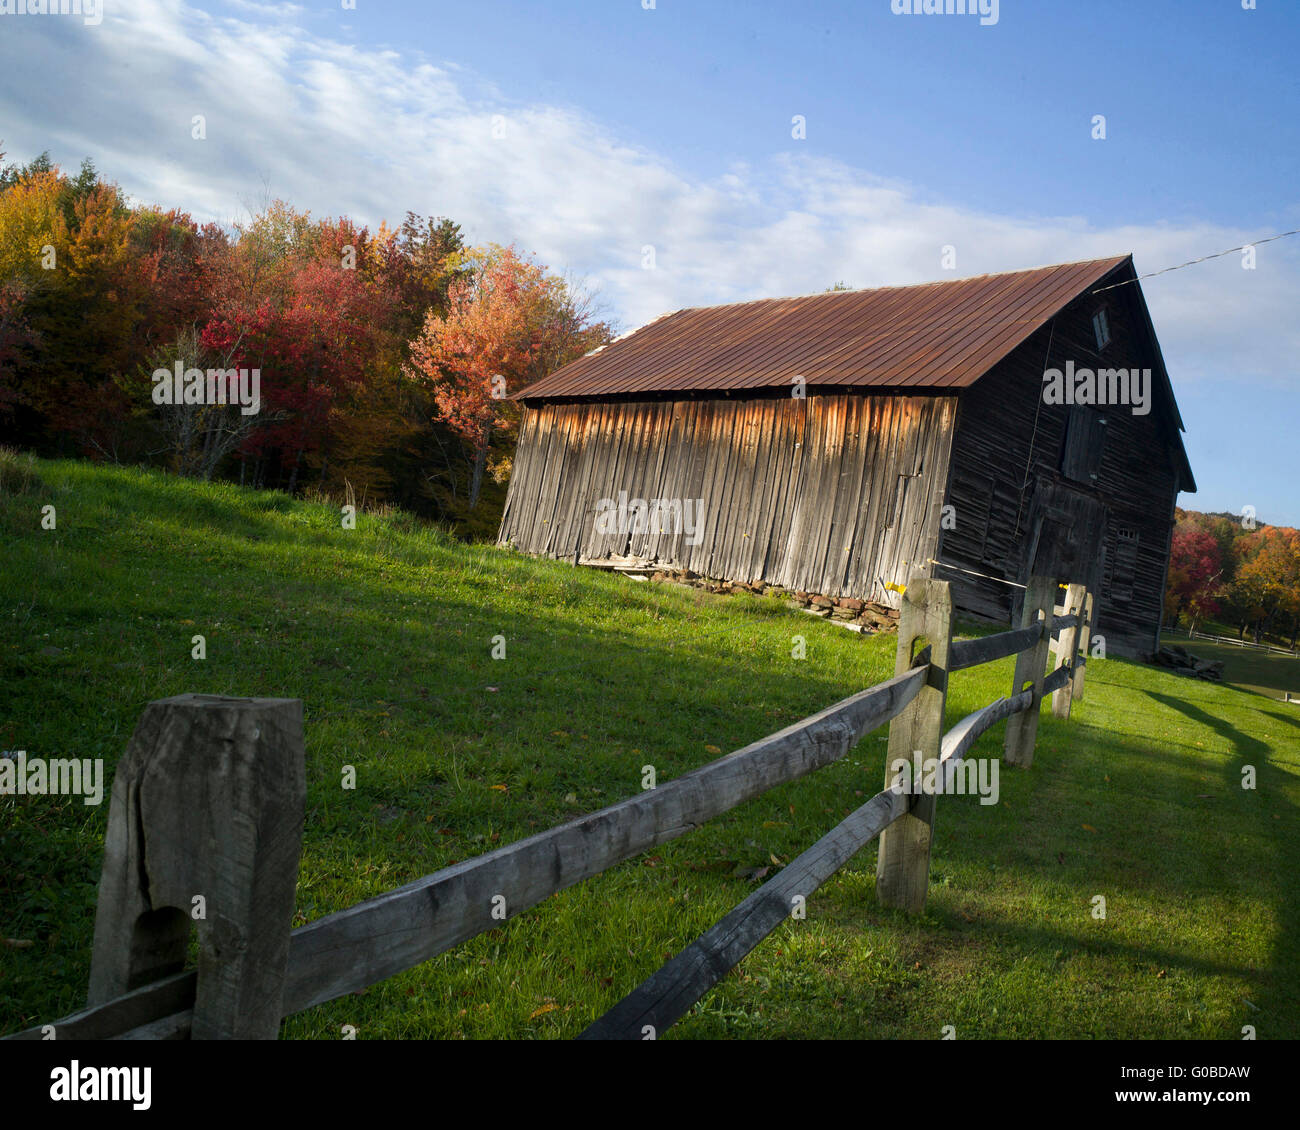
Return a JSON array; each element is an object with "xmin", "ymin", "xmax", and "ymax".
[
  {"xmin": 6, "ymin": 570, "xmax": 1093, "ymax": 1041},
  {"xmin": 1186, "ymin": 626, "xmax": 1297, "ymax": 658}
]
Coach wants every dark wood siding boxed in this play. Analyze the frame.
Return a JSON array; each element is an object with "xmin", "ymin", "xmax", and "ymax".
[
  {"xmin": 499, "ymin": 393, "xmax": 957, "ymax": 605},
  {"xmin": 937, "ymin": 284, "xmax": 1182, "ymax": 655}
]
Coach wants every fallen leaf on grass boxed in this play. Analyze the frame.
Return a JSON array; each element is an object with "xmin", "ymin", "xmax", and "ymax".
[
  {"xmin": 1082, "ymin": 823, "xmax": 1098, "ymax": 833},
  {"xmin": 530, "ymin": 1002, "xmax": 558, "ymax": 1019},
  {"xmin": 770, "ymin": 853, "xmax": 785, "ymax": 866},
  {"xmin": 705, "ymin": 744, "xmax": 721, "ymax": 754},
  {"xmin": 490, "ymin": 784, "xmax": 508, "ymax": 792}
]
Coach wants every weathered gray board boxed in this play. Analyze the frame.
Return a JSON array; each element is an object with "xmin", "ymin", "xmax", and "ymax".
[{"xmin": 499, "ymin": 394, "xmax": 957, "ymax": 607}]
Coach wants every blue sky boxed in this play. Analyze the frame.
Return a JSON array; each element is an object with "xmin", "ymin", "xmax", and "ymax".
[{"xmin": 1, "ymin": 0, "xmax": 1296, "ymax": 522}]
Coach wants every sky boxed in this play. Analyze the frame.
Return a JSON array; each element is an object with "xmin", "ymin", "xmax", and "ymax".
[{"xmin": 0, "ymin": 0, "xmax": 1297, "ymax": 523}]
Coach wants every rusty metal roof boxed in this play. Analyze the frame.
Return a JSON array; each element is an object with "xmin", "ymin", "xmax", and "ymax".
[{"xmin": 518, "ymin": 255, "xmax": 1133, "ymax": 401}]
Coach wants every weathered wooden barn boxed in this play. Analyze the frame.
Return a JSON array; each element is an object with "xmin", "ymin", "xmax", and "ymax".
[{"xmin": 498, "ymin": 255, "xmax": 1195, "ymax": 656}]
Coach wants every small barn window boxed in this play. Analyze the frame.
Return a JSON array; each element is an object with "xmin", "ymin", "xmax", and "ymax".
[
  {"xmin": 1106, "ymin": 527, "xmax": 1139, "ymax": 603},
  {"xmin": 1092, "ymin": 307, "xmax": 1111, "ymax": 350},
  {"xmin": 1061, "ymin": 407, "xmax": 1106, "ymax": 483}
]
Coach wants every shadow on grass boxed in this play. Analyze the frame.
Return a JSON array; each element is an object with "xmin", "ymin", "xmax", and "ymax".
[{"xmin": 1147, "ymin": 689, "xmax": 1299, "ymax": 1031}]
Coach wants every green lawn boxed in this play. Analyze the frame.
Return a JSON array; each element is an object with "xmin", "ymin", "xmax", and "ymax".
[{"xmin": 2, "ymin": 452, "xmax": 1297, "ymax": 1039}]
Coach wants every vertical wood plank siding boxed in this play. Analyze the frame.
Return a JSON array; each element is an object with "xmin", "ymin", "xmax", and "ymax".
[{"xmin": 499, "ymin": 394, "xmax": 957, "ymax": 605}]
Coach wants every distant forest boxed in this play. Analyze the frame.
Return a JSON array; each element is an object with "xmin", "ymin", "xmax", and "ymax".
[
  {"xmin": 0, "ymin": 148, "xmax": 614, "ymax": 538},
  {"xmin": 1166, "ymin": 508, "xmax": 1300, "ymax": 647}
]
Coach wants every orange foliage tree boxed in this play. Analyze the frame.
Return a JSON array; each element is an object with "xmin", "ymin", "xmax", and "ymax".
[{"xmin": 404, "ymin": 245, "xmax": 611, "ymax": 512}]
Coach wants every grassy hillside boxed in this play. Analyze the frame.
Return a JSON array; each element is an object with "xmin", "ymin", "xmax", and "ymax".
[{"xmin": 2, "ymin": 452, "xmax": 1297, "ymax": 1040}]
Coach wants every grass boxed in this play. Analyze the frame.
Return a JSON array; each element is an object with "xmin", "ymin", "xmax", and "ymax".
[
  {"xmin": 2, "ymin": 454, "xmax": 1297, "ymax": 1039},
  {"xmin": 1160, "ymin": 629, "xmax": 1300, "ymax": 702}
]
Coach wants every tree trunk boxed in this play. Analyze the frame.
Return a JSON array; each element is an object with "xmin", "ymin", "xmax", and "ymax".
[
  {"xmin": 287, "ymin": 447, "xmax": 304, "ymax": 494},
  {"xmin": 468, "ymin": 442, "xmax": 488, "ymax": 512}
]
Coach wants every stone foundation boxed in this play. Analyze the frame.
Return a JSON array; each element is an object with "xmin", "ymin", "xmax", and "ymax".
[{"xmin": 643, "ymin": 567, "xmax": 900, "ymax": 634}]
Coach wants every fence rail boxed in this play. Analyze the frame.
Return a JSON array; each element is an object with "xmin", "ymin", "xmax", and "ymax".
[
  {"xmin": 1186, "ymin": 627, "xmax": 1297, "ymax": 657},
  {"xmin": 6, "ymin": 570, "xmax": 1092, "ymax": 1042}
]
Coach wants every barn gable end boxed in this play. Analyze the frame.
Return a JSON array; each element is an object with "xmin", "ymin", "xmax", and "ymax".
[{"xmin": 938, "ymin": 259, "xmax": 1194, "ymax": 655}]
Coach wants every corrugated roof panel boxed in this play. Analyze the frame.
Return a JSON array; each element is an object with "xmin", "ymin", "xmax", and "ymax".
[{"xmin": 518, "ymin": 255, "xmax": 1131, "ymax": 400}]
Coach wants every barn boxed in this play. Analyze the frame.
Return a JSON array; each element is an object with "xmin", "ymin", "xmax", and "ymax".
[{"xmin": 498, "ymin": 255, "xmax": 1196, "ymax": 657}]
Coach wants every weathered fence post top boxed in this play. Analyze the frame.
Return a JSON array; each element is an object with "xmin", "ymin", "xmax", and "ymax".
[{"xmin": 87, "ymin": 693, "xmax": 305, "ymax": 1040}]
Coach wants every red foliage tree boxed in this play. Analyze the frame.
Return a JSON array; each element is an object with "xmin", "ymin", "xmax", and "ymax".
[{"xmin": 1164, "ymin": 523, "xmax": 1223, "ymax": 630}]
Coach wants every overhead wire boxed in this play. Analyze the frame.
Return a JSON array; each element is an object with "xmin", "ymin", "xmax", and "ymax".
[{"xmin": 1091, "ymin": 228, "xmax": 1300, "ymax": 294}]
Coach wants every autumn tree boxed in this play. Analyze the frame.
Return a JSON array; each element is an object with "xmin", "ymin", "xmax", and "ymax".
[
  {"xmin": 404, "ymin": 245, "xmax": 612, "ymax": 518},
  {"xmin": 1164, "ymin": 522, "xmax": 1223, "ymax": 631},
  {"xmin": 1231, "ymin": 527, "xmax": 1300, "ymax": 645}
]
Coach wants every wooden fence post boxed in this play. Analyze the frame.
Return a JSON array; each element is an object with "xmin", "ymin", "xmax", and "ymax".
[
  {"xmin": 86, "ymin": 694, "xmax": 305, "ymax": 1039},
  {"xmin": 1052, "ymin": 583, "xmax": 1087, "ymax": 719},
  {"xmin": 1004, "ymin": 575, "xmax": 1054, "ymax": 768},
  {"xmin": 1072, "ymin": 590, "xmax": 1094, "ymax": 702},
  {"xmin": 876, "ymin": 573, "xmax": 952, "ymax": 914}
]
